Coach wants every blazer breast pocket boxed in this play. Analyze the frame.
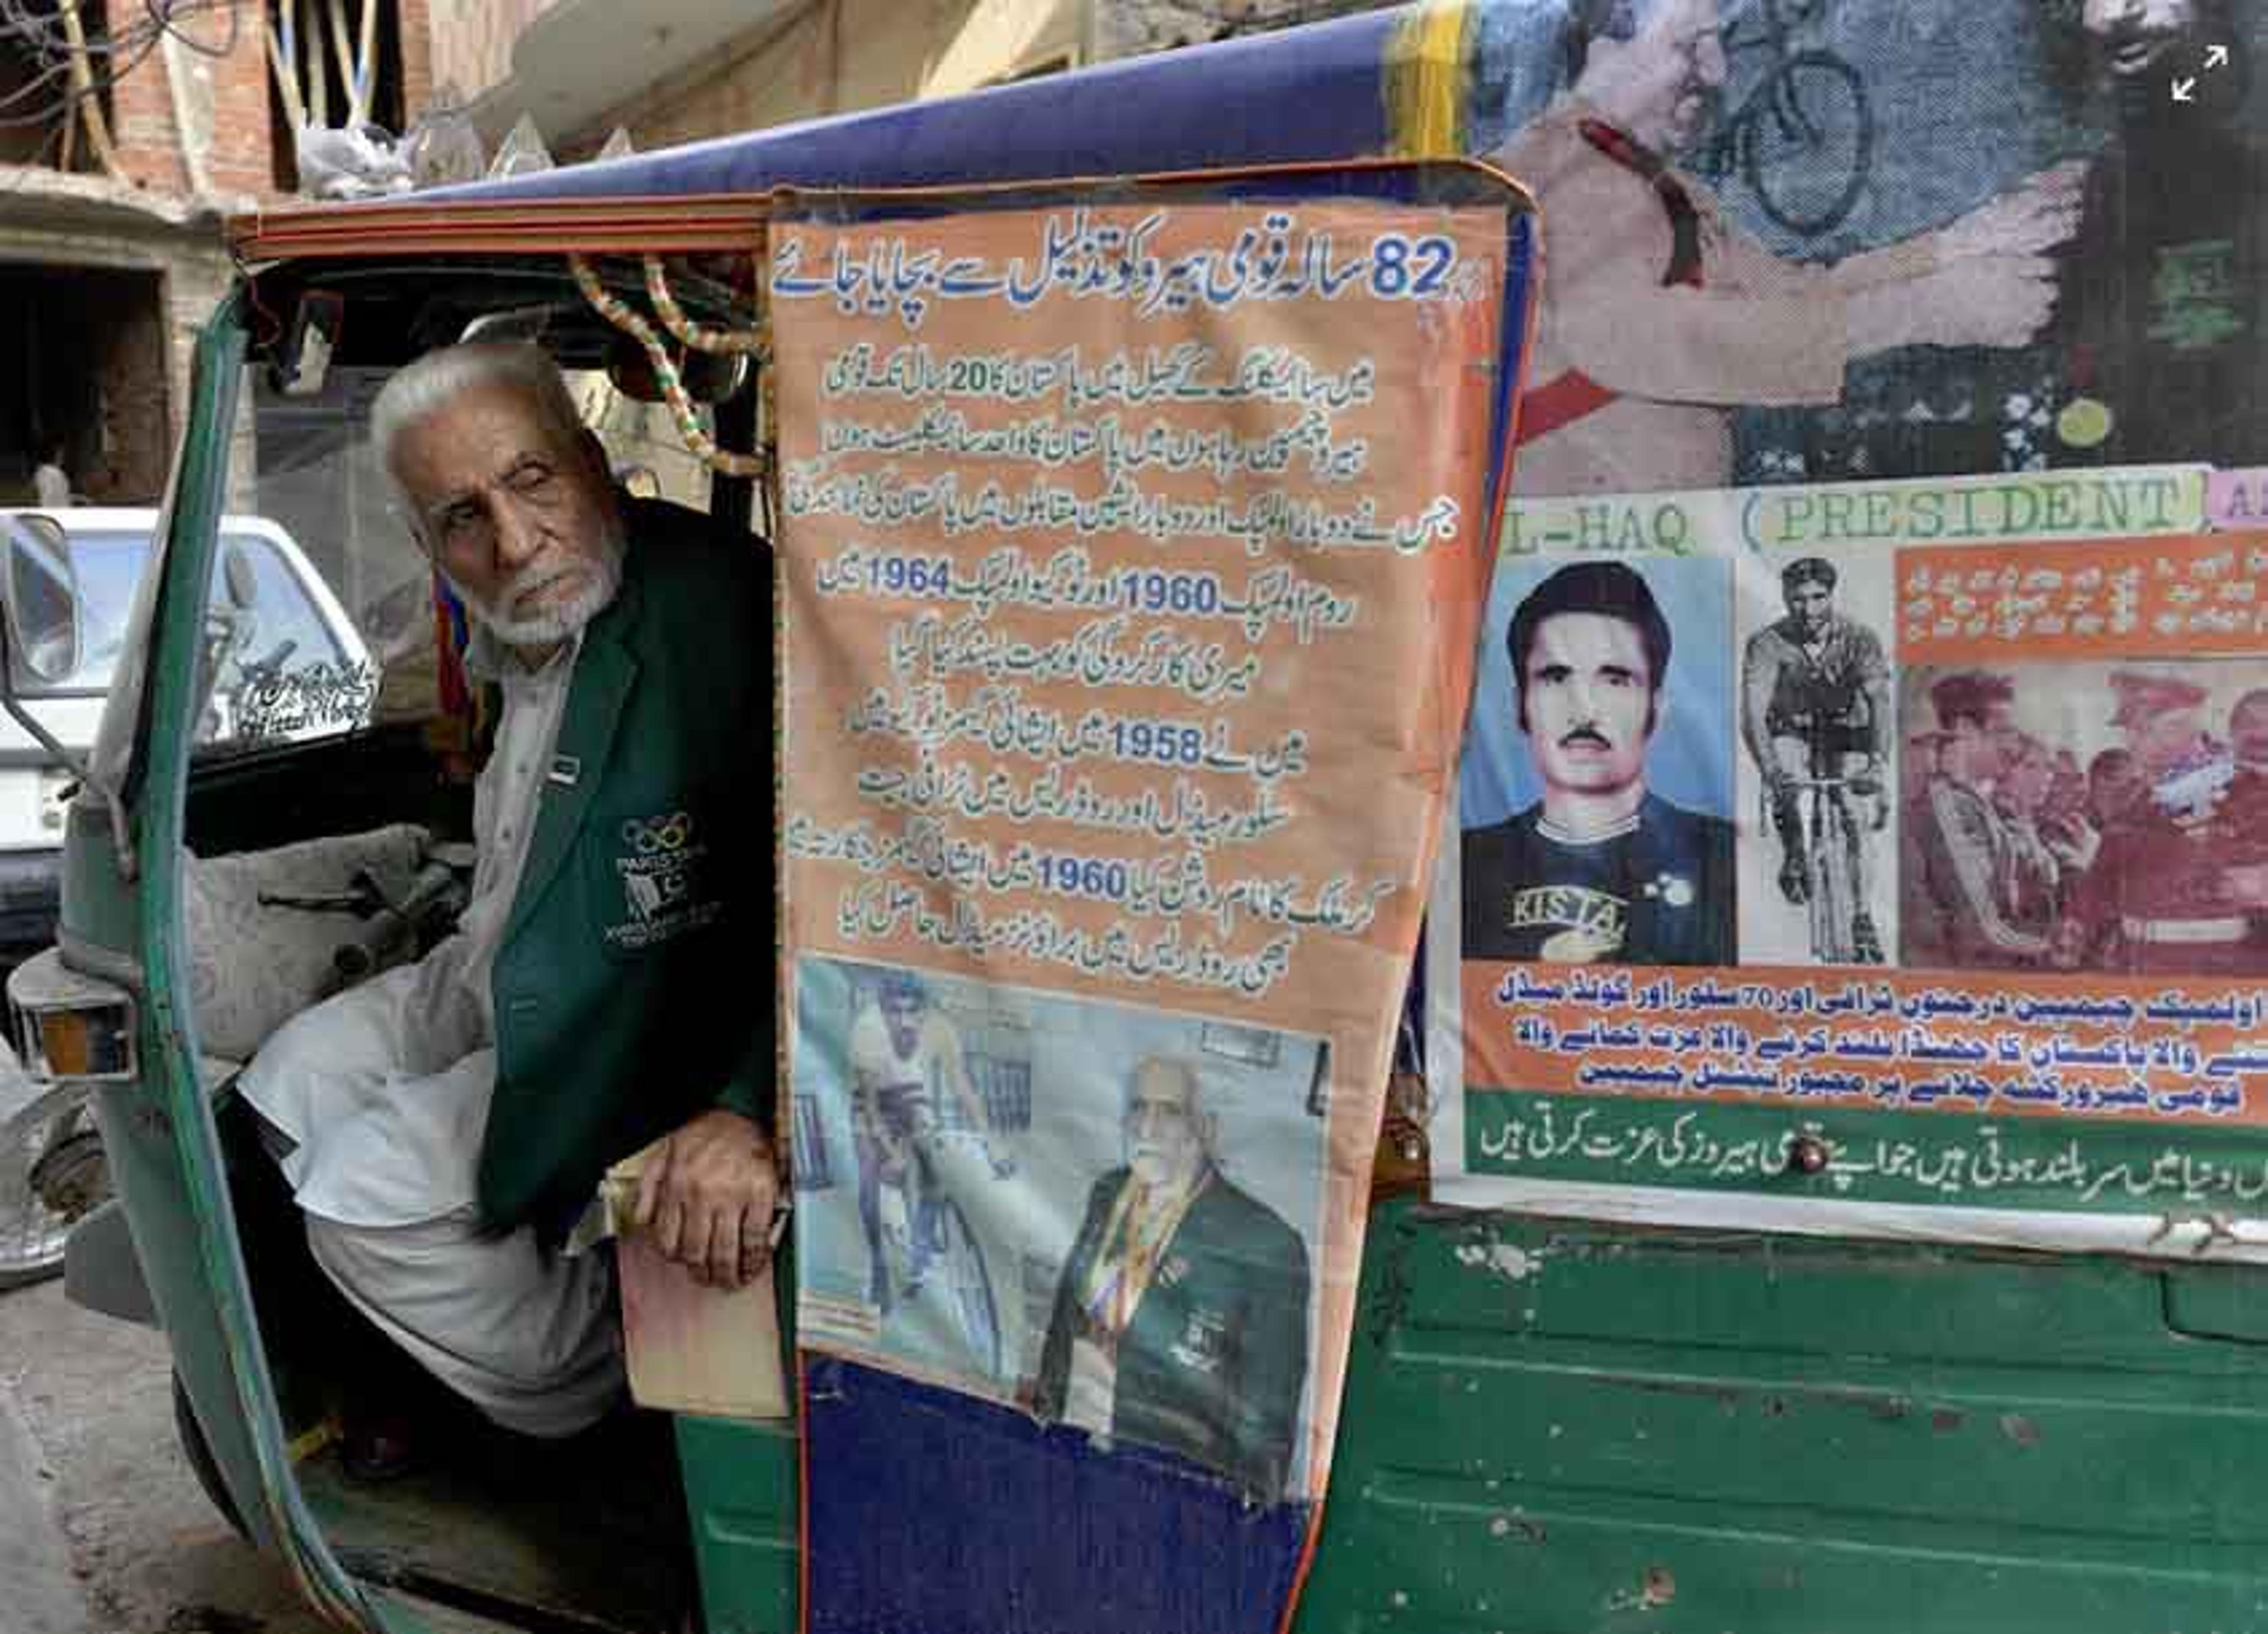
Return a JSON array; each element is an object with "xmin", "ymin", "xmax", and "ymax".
[{"xmin": 587, "ymin": 799, "xmax": 726, "ymax": 961}]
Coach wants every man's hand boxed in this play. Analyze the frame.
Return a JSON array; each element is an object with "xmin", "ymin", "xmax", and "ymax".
[
  {"xmin": 632, "ymin": 1108, "xmax": 782, "ymax": 1290},
  {"xmin": 1935, "ymin": 162, "xmax": 2084, "ymax": 265},
  {"xmin": 1894, "ymin": 260, "xmax": 2060, "ymax": 350}
]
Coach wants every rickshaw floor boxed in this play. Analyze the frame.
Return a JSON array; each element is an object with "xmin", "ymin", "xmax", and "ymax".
[
  {"xmin": 297, "ymin": 1405, "xmax": 696, "ymax": 1633},
  {"xmin": 211, "ymin": 1099, "xmax": 698, "ymax": 1628}
]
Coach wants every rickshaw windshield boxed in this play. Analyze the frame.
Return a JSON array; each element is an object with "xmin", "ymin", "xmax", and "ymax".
[{"xmin": 105, "ymin": 256, "xmax": 762, "ymax": 789}]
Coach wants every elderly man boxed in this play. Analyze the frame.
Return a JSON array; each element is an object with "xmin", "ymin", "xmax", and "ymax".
[
  {"xmin": 1462, "ymin": 560, "xmax": 1733, "ymax": 966},
  {"xmin": 1034, "ymin": 1055, "xmax": 1309, "ymax": 1502},
  {"xmin": 240, "ymin": 342, "xmax": 777, "ymax": 1457},
  {"xmin": 1493, "ymin": 0, "xmax": 2079, "ymax": 496}
]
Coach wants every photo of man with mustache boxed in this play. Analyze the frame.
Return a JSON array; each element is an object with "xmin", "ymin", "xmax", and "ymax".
[{"xmin": 1461, "ymin": 560, "xmax": 1735, "ymax": 966}]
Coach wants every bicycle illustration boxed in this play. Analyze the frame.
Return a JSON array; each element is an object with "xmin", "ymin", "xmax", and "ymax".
[
  {"xmin": 866, "ymin": 1117, "xmax": 1012, "ymax": 1378},
  {"xmin": 1767, "ymin": 762, "xmax": 1886, "ymax": 965},
  {"xmin": 829, "ymin": 969, "xmax": 1027, "ymax": 1378},
  {"xmin": 1696, "ymin": 0, "xmax": 1873, "ymax": 236}
]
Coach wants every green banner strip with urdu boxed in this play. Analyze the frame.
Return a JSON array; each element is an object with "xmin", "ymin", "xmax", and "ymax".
[{"xmin": 1465, "ymin": 1091, "xmax": 2268, "ymax": 1215}]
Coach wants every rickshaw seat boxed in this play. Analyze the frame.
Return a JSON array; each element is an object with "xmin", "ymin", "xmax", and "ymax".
[{"xmin": 181, "ymin": 823, "xmax": 431, "ymax": 1066}]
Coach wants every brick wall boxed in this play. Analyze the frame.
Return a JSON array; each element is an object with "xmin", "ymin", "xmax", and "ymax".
[
  {"xmin": 0, "ymin": 195, "xmax": 238, "ymax": 501},
  {"xmin": 399, "ymin": 0, "xmax": 434, "ymax": 123},
  {"xmin": 97, "ymin": 0, "xmax": 503, "ymax": 203},
  {"xmin": 204, "ymin": 12, "xmax": 272, "ymax": 196},
  {"xmin": 105, "ymin": 28, "xmax": 192, "ymax": 194},
  {"xmin": 106, "ymin": 10, "xmax": 271, "ymax": 199}
]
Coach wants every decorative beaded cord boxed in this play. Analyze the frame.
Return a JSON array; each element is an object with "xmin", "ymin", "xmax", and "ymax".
[{"xmin": 566, "ymin": 252, "xmax": 771, "ymax": 484}]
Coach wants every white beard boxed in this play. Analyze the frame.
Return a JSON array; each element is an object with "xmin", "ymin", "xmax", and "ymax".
[{"xmin": 455, "ymin": 518, "xmax": 625, "ymax": 650}]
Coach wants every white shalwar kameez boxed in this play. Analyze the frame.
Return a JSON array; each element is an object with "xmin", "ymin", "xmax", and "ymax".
[{"xmin": 239, "ymin": 625, "xmax": 624, "ymax": 1437}]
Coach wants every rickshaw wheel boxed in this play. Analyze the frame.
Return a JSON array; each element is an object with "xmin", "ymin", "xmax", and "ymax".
[
  {"xmin": 174, "ymin": 1371, "xmax": 249, "ymax": 1539},
  {"xmin": 0, "ymin": 1081, "xmax": 104, "ymax": 1289}
]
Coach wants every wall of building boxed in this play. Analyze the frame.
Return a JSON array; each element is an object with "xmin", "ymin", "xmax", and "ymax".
[
  {"xmin": 0, "ymin": 0, "xmax": 519, "ymax": 515},
  {"xmin": 578, "ymin": 0, "xmax": 1076, "ymax": 159},
  {"xmin": 106, "ymin": 13, "xmax": 272, "ymax": 200},
  {"xmin": 564, "ymin": 0, "xmax": 1394, "ymax": 158},
  {"xmin": 419, "ymin": 0, "xmax": 556, "ymax": 107},
  {"xmin": 0, "ymin": 184, "xmax": 239, "ymax": 504},
  {"xmin": 1094, "ymin": 0, "xmax": 1390, "ymax": 60},
  {"xmin": 89, "ymin": 0, "xmax": 491, "ymax": 205}
]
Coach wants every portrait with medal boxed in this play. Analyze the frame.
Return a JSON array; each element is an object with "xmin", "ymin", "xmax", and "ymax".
[
  {"xmin": 788, "ymin": 956, "xmax": 1331, "ymax": 1502},
  {"xmin": 1458, "ymin": 556, "xmax": 1738, "ymax": 967}
]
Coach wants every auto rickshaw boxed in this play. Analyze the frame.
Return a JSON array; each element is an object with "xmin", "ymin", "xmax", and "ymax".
[{"xmin": 16, "ymin": 3, "xmax": 2268, "ymax": 1632}]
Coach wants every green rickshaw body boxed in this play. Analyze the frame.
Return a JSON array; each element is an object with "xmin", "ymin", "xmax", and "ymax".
[{"xmin": 40, "ymin": 4, "xmax": 2268, "ymax": 1632}]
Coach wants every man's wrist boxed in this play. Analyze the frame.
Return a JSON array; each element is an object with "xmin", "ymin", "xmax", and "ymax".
[{"xmin": 715, "ymin": 1075, "xmax": 774, "ymax": 1128}]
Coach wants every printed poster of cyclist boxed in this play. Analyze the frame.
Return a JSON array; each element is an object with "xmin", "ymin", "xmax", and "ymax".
[
  {"xmin": 1406, "ymin": 0, "xmax": 2268, "ymax": 1240},
  {"xmin": 790, "ymin": 953, "xmax": 1331, "ymax": 1503},
  {"xmin": 1428, "ymin": 464, "xmax": 2268, "ymax": 1229},
  {"xmin": 1423, "ymin": 0, "xmax": 2268, "ymax": 497},
  {"xmin": 1732, "ymin": 542, "xmax": 1898, "ymax": 967}
]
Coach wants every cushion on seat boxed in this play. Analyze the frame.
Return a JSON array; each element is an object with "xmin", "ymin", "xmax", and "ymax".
[{"xmin": 182, "ymin": 824, "xmax": 430, "ymax": 1063}]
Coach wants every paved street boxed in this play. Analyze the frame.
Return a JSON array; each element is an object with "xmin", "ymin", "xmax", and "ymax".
[
  {"xmin": 0, "ymin": 1348, "xmax": 83, "ymax": 1634},
  {"xmin": 0, "ymin": 1279, "xmax": 325, "ymax": 1634}
]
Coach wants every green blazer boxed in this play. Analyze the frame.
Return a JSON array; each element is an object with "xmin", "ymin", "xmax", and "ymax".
[
  {"xmin": 1034, "ymin": 1165, "xmax": 1311, "ymax": 1501},
  {"xmin": 479, "ymin": 501, "xmax": 773, "ymax": 1239}
]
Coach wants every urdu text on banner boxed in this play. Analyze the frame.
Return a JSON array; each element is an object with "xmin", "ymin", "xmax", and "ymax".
[
  {"xmin": 772, "ymin": 184, "xmax": 1528, "ymax": 1501},
  {"xmin": 1429, "ymin": 468, "xmax": 2268, "ymax": 1250}
]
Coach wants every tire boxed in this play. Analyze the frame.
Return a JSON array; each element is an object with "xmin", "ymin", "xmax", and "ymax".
[
  {"xmin": 1808, "ymin": 790, "xmax": 1873, "ymax": 965},
  {"xmin": 934, "ymin": 1199, "xmax": 1002, "ymax": 1378},
  {"xmin": 173, "ymin": 1371, "xmax": 249, "ymax": 1540},
  {"xmin": 1744, "ymin": 52, "xmax": 1872, "ymax": 237},
  {"xmin": 0, "ymin": 1082, "xmax": 104, "ymax": 1291}
]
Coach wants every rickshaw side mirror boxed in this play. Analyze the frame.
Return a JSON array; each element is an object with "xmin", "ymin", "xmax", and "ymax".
[
  {"xmin": 1, "ymin": 514, "xmax": 82, "ymax": 687},
  {"xmin": 605, "ymin": 333, "xmax": 750, "ymax": 405},
  {"xmin": 274, "ymin": 289, "xmax": 346, "ymax": 398}
]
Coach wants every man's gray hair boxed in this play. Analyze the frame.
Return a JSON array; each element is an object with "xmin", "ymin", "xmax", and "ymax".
[
  {"xmin": 369, "ymin": 341, "xmax": 586, "ymax": 518},
  {"xmin": 1126, "ymin": 1054, "xmax": 1218, "ymax": 1158}
]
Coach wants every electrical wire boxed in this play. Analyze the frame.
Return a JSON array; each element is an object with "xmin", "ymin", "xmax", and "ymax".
[
  {"xmin": 0, "ymin": 0, "xmax": 239, "ymax": 133},
  {"xmin": 143, "ymin": 0, "xmax": 242, "ymax": 57}
]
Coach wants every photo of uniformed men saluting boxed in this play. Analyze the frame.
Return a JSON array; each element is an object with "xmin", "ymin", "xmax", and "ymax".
[
  {"xmin": 1459, "ymin": 557, "xmax": 1737, "ymax": 966},
  {"xmin": 1899, "ymin": 660, "xmax": 2268, "ymax": 976}
]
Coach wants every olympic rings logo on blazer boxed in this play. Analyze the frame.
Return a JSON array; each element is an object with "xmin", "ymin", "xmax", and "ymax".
[{"xmin": 620, "ymin": 811, "xmax": 695, "ymax": 855}]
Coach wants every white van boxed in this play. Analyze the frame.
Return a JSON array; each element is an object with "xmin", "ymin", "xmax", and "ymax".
[{"xmin": 0, "ymin": 507, "xmax": 372, "ymax": 961}]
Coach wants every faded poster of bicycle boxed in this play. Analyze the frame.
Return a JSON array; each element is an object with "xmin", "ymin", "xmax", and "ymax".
[
  {"xmin": 1733, "ymin": 541, "xmax": 1899, "ymax": 969},
  {"xmin": 788, "ymin": 953, "xmax": 1333, "ymax": 1502}
]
